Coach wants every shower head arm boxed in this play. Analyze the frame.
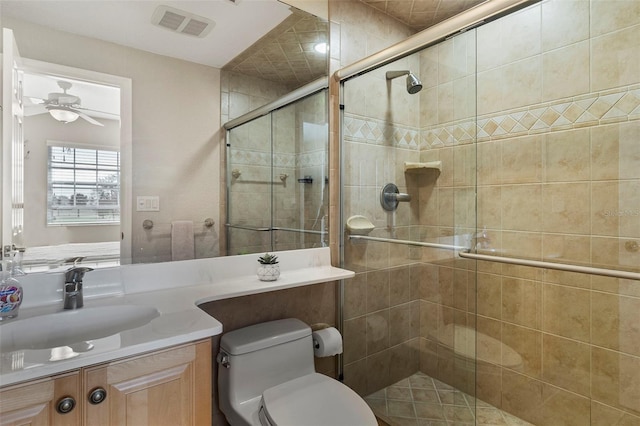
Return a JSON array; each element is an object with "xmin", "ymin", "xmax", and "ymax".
[{"xmin": 385, "ymin": 70, "xmax": 410, "ymax": 80}]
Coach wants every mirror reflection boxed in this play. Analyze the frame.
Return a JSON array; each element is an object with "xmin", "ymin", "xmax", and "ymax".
[{"xmin": 1, "ymin": 0, "xmax": 329, "ymax": 271}]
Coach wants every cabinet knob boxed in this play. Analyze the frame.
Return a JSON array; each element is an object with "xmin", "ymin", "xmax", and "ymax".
[
  {"xmin": 88, "ymin": 387, "xmax": 107, "ymax": 405},
  {"xmin": 56, "ymin": 396, "xmax": 76, "ymax": 414}
]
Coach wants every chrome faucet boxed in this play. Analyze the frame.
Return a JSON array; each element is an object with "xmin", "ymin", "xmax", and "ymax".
[{"xmin": 63, "ymin": 266, "xmax": 93, "ymax": 309}]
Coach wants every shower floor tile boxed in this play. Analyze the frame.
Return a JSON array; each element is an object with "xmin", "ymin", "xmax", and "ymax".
[{"xmin": 366, "ymin": 372, "xmax": 533, "ymax": 426}]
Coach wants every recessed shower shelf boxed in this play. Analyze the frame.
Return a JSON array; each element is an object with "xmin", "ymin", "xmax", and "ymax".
[{"xmin": 404, "ymin": 161, "xmax": 442, "ymax": 174}]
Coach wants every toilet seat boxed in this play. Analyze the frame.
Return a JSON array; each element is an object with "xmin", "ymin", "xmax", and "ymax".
[{"xmin": 259, "ymin": 373, "xmax": 377, "ymax": 426}]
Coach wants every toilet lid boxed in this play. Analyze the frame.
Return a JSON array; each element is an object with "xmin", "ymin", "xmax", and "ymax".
[{"xmin": 260, "ymin": 373, "xmax": 377, "ymax": 426}]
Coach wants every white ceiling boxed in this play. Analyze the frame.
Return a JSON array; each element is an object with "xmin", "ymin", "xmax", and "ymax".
[{"xmin": 1, "ymin": 0, "xmax": 294, "ymax": 69}]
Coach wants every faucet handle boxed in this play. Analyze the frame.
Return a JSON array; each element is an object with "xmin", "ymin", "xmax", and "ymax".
[{"xmin": 65, "ymin": 266, "xmax": 94, "ymax": 283}]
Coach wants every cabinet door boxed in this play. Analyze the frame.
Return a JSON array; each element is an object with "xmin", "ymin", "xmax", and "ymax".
[
  {"xmin": 84, "ymin": 339, "xmax": 211, "ymax": 426},
  {"xmin": 0, "ymin": 372, "xmax": 81, "ymax": 426}
]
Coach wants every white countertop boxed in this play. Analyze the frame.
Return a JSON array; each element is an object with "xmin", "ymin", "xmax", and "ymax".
[{"xmin": 0, "ymin": 248, "xmax": 353, "ymax": 387}]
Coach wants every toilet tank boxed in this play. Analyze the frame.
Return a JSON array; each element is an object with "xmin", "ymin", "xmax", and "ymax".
[{"xmin": 218, "ymin": 319, "xmax": 316, "ymax": 423}]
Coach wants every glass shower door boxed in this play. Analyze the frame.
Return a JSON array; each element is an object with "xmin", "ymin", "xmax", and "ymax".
[{"xmin": 226, "ymin": 114, "xmax": 273, "ymax": 255}]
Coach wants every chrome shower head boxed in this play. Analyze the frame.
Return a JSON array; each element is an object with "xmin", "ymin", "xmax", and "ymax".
[
  {"xmin": 406, "ymin": 73, "xmax": 422, "ymax": 94},
  {"xmin": 385, "ymin": 70, "xmax": 423, "ymax": 94}
]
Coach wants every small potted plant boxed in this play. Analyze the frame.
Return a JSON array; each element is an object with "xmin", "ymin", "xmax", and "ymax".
[{"xmin": 257, "ymin": 253, "xmax": 280, "ymax": 281}]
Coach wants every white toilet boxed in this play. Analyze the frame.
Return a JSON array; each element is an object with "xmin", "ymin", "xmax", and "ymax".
[{"xmin": 217, "ymin": 318, "xmax": 377, "ymax": 426}]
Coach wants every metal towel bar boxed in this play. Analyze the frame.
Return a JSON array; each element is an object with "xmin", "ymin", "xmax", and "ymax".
[{"xmin": 347, "ymin": 235, "xmax": 640, "ymax": 281}]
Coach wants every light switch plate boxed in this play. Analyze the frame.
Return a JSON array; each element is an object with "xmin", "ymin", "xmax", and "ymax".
[{"xmin": 137, "ymin": 196, "xmax": 160, "ymax": 211}]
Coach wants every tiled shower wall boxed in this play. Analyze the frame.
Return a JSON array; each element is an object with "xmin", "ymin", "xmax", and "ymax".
[
  {"xmin": 418, "ymin": 1, "xmax": 640, "ymax": 424},
  {"xmin": 331, "ymin": 0, "xmax": 428, "ymax": 397}
]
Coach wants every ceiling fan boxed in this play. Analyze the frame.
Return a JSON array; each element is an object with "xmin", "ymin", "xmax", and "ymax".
[{"xmin": 25, "ymin": 81, "xmax": 106, "ymax": 126}]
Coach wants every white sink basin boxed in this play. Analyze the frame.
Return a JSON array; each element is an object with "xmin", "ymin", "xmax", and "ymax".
[{"xmin": 0, "ymin": 305, "xmax": 160, "ymax": 353}]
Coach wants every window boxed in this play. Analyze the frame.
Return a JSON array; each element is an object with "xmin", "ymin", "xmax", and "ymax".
[{"xmin": 47, "ymin": 143, "xmax": 120, "ymax": 225}]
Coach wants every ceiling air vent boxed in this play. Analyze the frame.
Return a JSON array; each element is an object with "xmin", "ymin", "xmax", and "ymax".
[{"xmin": 151, "ymin": 5, "xmax": 215, "ymax": 38}]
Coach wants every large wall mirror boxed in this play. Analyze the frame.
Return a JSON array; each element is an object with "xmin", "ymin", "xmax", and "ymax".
[{"xmin": 0, "ymin": 0, "xmax": 328, "ymax": 271}]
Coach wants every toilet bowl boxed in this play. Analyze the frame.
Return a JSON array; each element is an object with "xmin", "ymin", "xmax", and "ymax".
[{"xmin": 217, "ymin": 318, "xmax": 376, "ymax": 426}]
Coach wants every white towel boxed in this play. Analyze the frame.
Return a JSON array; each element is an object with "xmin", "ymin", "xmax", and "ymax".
[{"xmin": 171, "ymin": 220, "xmax": 195, "ymax": 261}]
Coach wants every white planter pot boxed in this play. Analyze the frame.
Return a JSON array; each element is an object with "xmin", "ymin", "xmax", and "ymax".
[{"xmin": 257, "ymin": 264, "xmax": 280, "ymax": 281}]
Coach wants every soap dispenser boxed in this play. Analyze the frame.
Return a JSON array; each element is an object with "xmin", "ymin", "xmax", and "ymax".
[{"xmin": 0, "ymin": 259, "xmax": 23, "ymax": 321}]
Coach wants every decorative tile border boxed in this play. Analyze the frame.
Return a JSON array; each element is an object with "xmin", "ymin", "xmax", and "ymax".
[
  {"xmin": 230, "ymin": 148, "xmax": 325, "ymax": 169},
  {"xmin": 421, "ymin": 84, "xmax": 640, "ymax": 148},
  {"xmin": 343, "ymin": 115, "xmax": 420, "ymax": 149}
]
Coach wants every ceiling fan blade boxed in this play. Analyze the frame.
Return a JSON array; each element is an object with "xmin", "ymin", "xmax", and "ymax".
[
  {"xmin": 24, "ymin": 104, "xmax": 49, "ymax": 116},
  {"xmin": 74, "ymin": 105, "xmax": 120, "ymax": 119},
  {"xmin": 76, "ymin": 110, "xmax": 105, "ymax": 127}
]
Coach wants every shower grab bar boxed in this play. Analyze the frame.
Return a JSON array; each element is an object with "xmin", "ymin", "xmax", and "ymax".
[
  {"xmin": 458, "ymin": 251, "xmax": 640, "ymax": 281},
  {"xmin": 226, "ymin": 224, "xmax": 327, "ymax": 235},
  {"xmin": 273, "ymin": 227, "xmax": 327, "ymax": 236},
  {"xmin": 225, "ymin": 224, "xmax": 271, "ymax": 232},
  {"xmin": 348, "ymin": 235, "xmax": 640, "ymax": 280},
  {"xmin": 348, "ymin": 235, "xmax": 466, "ymax": 251}
]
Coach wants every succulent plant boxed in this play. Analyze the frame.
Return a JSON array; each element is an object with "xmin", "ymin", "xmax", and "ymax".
[{"xmin": 257, "ymin": 253, "xmax": 279, "ymax": 265}]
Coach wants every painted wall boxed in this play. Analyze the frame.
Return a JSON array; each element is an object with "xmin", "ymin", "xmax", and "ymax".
[{"xmin": 2, "ymin": 17, "xmax": 221, "ymax": 264}]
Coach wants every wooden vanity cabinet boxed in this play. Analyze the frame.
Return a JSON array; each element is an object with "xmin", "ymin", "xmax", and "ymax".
[
  {"xmin": 0, "ymin": 371, "xmax": 81, "ymax": 426},
  {"xmin": 0, "ymin": 339, "xmax": 212, "ymax": 426}
]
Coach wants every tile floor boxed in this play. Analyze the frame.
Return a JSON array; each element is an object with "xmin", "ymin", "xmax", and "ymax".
[{"xmin": 365, "ymin": 372, "xmax": 534, "ymax": 426}]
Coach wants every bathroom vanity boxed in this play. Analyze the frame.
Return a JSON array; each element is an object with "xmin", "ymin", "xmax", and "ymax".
[
  {"xmin": 0, "ymin": 248, "xmax": 353, "ymax": 425},
  {"xmin": 0, "ymin": 339, "xmax": 211, "ymax": 425}
]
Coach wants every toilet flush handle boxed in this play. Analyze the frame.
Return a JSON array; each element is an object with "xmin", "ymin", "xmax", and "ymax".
[{"xmin": 217, "ymin": 351, "xmax": 230, "ymax": 369}]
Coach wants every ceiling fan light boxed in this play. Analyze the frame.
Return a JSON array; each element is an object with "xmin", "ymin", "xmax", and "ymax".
[{"xmin": 49, "ymin": 107, "xmax": 79, "ymax": 124}]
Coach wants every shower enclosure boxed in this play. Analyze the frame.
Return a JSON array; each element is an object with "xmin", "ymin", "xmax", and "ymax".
[
  {"xmin": 226, "ymin": 83, "xmax": 329, "ymax": 255},
  {"xmin": 339, "ymin": 0, "xmax": 640, "ymax": 424}
]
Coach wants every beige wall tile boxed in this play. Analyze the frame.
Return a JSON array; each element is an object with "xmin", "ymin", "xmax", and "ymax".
[
  {"xmin": 500, "ymin": 4, "xmax": 541, "ymax": 65},
  {"xmin": 477, "ymin": 186, "xmax": 502, "ymax": 229},
  {"xmin": 591, "ymin": 0, "xmax": 640, "ymax": 37},
  {"xmin": 542, "ymin": 234, "xmax": 591, "ymax": 264},
  {"xmin": 344, "ymin": 272, "xmax": 367, "ymax": 319},
  {"xmin": 420, "ymin": 300, "xmax": 439, "ymax": 341},
  {"xmin": 542, "ymin": 334, "xmax": 591, "ymax": 396},
  {"xmin": 389, "ymin": 302, "xmax": 420, "ymax": 346},
  {"xmin": 591, "ymin": 400, "xmax": 640, "ymax": 426},
  {"xmin": 366, "ymin": 349, "xmax": 392, "ymax": 393},
  {"xmin": 477, "ymin": 273, "xmax": 502, "ymax": 319},
  {"xmin": 542, "ymin": 0, "xmax": 590, "ymax": 51},
  {"xmin": 477, "ymin": 67, "xmax": 505, "ymax": 115},
  {"xmin": 590, "ymin": 122, "xmax": 640, "ymax": 181},
  {"xmin": 502, "ymin": 56, "xmax": 543, "ymax": 111},
  {"xmin": 591, "ymin": 24, "xmax": 640, "ymax": 91},
  {"xmin": 502, "ymin": 231, "xmax": 543, "ymax": 260},
  {"xmin": 502, "ymin": 323, "xmax": 543, "ymax": 379},
  {"xmin": 592, "ymin": 346, "xmax": 640, "ymax": 415},
  {"xmin": 390, "ymin": 266, "xmax": 412, "ymax": 306},
  {"xmin": 502, "ymin": 184, "xmax": 542, "ymax": 232},
  {"xmin": 543, "ymin": 284, "xmax": 591, "ymax": 342},
  {"xmin": 541, "ymin": 384, "xmax": 591, "ymax": 426},
  {"xmin": 543, "ymin": 41, "xmax": 590, "ymax": 101},
  {"xmin": 501, "ymin": 370, "xmax": 544, "ymax": 425},
  {"xmin": 592, "ymin": 181, "xmax": 621, "ymax": 237},
  {"xmin": 344, "ymin": 358, "xmax": 368, "ymax": 396},
  {"xmin": 502, "ymin": 277, "xmax": 542, "ymax": 329},
  {"xmin": 367, "ymin": 269, "xmax": 390, "ymax": 312},
  {"xmin": 344, "ymin": 316, "xmax": 367, "ymax": 364},
  {"xmin": 544, "ymin": 127, "xmax": 591, "ymax": 182},
  {"xmin": 477, "ymin": 141, "xmax": 502, "ymax": 185},
  {"xmin": 366, "ymin": 310, "xmax": 390, "ymax": 354},
  {"xmin": 501, "ymin": 135, "xmax": 543, "ymax": 184},
  {"xmin": 592, "ymin": 293, "xmax": 640, "ymax": 357},
  {"xmin": 542, "ymin": 182, "xmax": 591, "ymax": 234}
]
